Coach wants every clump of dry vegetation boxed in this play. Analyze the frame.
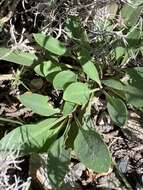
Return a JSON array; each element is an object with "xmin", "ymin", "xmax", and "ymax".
[{"xmin": 0, "ymin": 145, "xmax": 30, "ymax": 190}]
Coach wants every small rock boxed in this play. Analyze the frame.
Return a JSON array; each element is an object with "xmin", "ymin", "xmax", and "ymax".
[
  {"xmin": 30, "ymin": 78, "xmax": 43, "ymax": 90},
  {"xmin": 65, "ymin": 163, "xmax": 86, "ymax": 187},
  {"xmin": 118, "ymin": 159, "xmax": 128, "ymax": 173}
]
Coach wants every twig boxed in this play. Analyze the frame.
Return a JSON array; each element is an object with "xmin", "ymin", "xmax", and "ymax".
[
  {"xmin": 0, "ymin": 0, "xmax": 20, "ymax": 24},
  {"xmin": 5, "ymin": 107, "xmax": 32, "ymax": 117},
  {"xmin": 0, "ymin": 74, "xmax": 14, "ymax": 81},
  {"xmin": 0, "ymin": 117, "xmax": 23, "ymax": 125}
]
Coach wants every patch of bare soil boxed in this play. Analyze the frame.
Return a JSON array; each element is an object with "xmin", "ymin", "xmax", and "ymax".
[{"xmin": 94, "ymin": 110, "xmax": 143, "ymax": 190}]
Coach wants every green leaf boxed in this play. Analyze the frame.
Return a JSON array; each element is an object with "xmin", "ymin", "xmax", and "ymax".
[
  {"xmin": 0, "ymin": 117, "xmax": 66, "ymax": 154},
  {"xmin": 126, "ymin": 28, "xmax": 143, "ymax": 49},
  {"xmin": 115, "ymin": 47, "xmax": 125, "ymax": 60},
  {"xmin": 63, "ymin": 82, "xmax": 90, "ymax": 105},
  {"xmin": 108, "ymin": 89, "xmax": 126, "ymax": 100},
  {"xmin": 63, "ymin": 101, "xmax": 75, "ymax": 116},
  {"xmin": 121, "ymin": 4, "xmax": 143, "ymax": 26},
  {"xmin": 122, "ymin": 67, "xmax": 143, "ymax": 108},
  {"xmin": 53, "ymin": 70, "xmax": 77, "ymax": 90},
  {"xmin": 82, "ymin": 60, "xmax": 101, "ymax": 86},
  {"xmin": 123, "ymin": 81, "xmax": 143, "ymax": 108},
  {"xmin": 102, "ymin": 79, "xmax": 125, "ymax": 91},
  {"xmin": 34, "ymin": 33, "xmax": 68, "ymax": 56},
  {"xmin": 125, "ymin": 67, "xmax": 143, "ymax": 80},
  {"xmin": 65, "ymin": 121, "xmax": 79, "ymax": 149},
  {"xmin": 82, "ymin": 113, "xmax": 94, "ymax": 130},
  {"xmin": 79, "ymin": 50, "xmax": 101, "ymax": 86},
  {"xmin": 74, "ymin": 128, "xmax": 112, "ymax": 173},
  {"xmin": 47, "ymin": 137, "xmax": 70, "ymax": 189},
  {"xmin": 65, "ymin": 16, "xmax": 88, "ymax": 42},
  {"xmin": 34, "ymin": 61, "xmax": 61, "ymax": 77},
  {"xmin": 107, "ymin": 95, "xmax": 128, "ymax": 127},
  {"xmin": 0, "ymin": 48, "xmax": 37, "ymax": 66},
  {"xmin": 19, "ymin": 93, "xmax": 60, "ymax": 116}
]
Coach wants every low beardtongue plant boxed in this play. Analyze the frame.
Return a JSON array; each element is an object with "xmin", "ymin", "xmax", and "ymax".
[{"xmin": 0, "ymin": 2, "xmax": 143, "ymax": 189}]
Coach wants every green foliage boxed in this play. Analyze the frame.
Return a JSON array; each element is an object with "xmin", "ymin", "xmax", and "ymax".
[
  {"xmin": 19, "ymin": 93, "xmax": 60, "ymax": 116},
  {"xmin": 102, "ymin": 79, "xmax": 124, "ymax": 91},
  {"xmin": 0, "ymin": 48, "xmax": 37, "ymax": 66},
  {"xmin": 63, "ymin": 101, "xmax": 75, "ymax": 116},
  {"xmin": 0, "ymin": 117, "xmax": 66, "ymax": 154},
  {"xmin": 74, "ymin": 128, "xmax": 112, "ymax": 173},
  {"xmin": 34, "ymin": 61, "xmax": 61, "ymax": 77},
  {"xmin": 78, "ymin": 50, "xmax": 101, "ymax": 86},
  {"xmin": 47, "ymin": 137, "xmax": 70, "ymax": 189},
  {"xmin": 121, "ymin": 4, "xmax": 143, "ymax": 26},
  {"xmin": 63, "ymin": 82, "xmax": 90, "ymax": 105},
  {"xmin": 53, "ymin": 70, "xmax": 77, "ymax": 90},
  {"xmin": 33, "ymin": 33, "xmax": 69, "ymax": 56},
  {"xmin": 107, "ymin": 95, "xmax": 128, "ymax": 127},
  {"xmin": 0, "ymin": 3, "xmax": 143, "ymax": 189}
]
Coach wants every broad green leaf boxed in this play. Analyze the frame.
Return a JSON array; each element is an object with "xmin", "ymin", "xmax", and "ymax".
[
  {"xmin": 65, "ymin": 121, "xmax": 79, "ymax": 149},
  {"xmin": 115, "ymin": 47, "xmax": 125, "ymax": 60},
  {"xmin": 0, "ymin": 117, "xmax": 66, "ymax": 154},
  {"xmin": 125, "ymin": 67, "xmax": 143, "ymax": 80},
  {"xmin": 63, "ymin": 101, "xmax": 75, "ymax": 116},
  {"xmin": 123, "ymin": 81, "xmax": 143, "ymax": 108},
  {"xmin": 122, "ymin": 67, "xmax": 143, "ymax": 108},
  {"xmin": 47, "ymin": 137, "xmax": 70, "ymax": 189},
  {"xmin": 127, "ymin": 28, "xmax": 142, "ymax": 41},
  {"xmin": 65, "ymin": 16, "xmax": 83, "ymax": 39},
  {"xmin": 19, "ymin": 93, "xmax": 60, "ymax": 116},
  {"xmin": 34, "ymin": 33, "xmax": 68, "ymax": 56},
  {"xmin": 74, "ymin": 128, "xmax": 112, "ymax": 173},
  {"xmin": 109, "ymin": 89, "xmax": 126, "ymax": 100},
  {"xmin": 82, "ymin": 60, "xmax": 101, "ymax": 86},
  {"xmin": 121, "ymin": 5, "xmax": 143, "ymax": 26},
  {"xmin": 102, "ymin": 79, "xmax": 124, "ymax": 91},
  {"xmin": 107, "ymin": 95, "xmax": 128, "ymax": 127},
  {"xmin": 53, "ymin": 70, "xmax": 77, "ymax": 90},
  {"xmin": 79, "ymin": 50, "xmax": 101, "ymax": 86},
  {"xmin": 126, "ymin": 28, "xmax": 143, "ymax": 49},
  {"xmin": 0, "ymin": 48, "xmax": 37, "ymax": 66},
  {"xmin": 63, "ymin": 82, "xmax": 90, "ymax": 105},
  {"xmin": 82, "ymin": 113, "xmax": 94, "ymax": 130},
  {"xmin": 46, "ymin": 72, "xmax": 60, "ymax": 83},
  {"xmin": 34, "ymin": 61, "xmax": 61, "ymax": 77},
  {"xmin": 65, "ymin": 16, "xmax": 88, "ymax": 42}
]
